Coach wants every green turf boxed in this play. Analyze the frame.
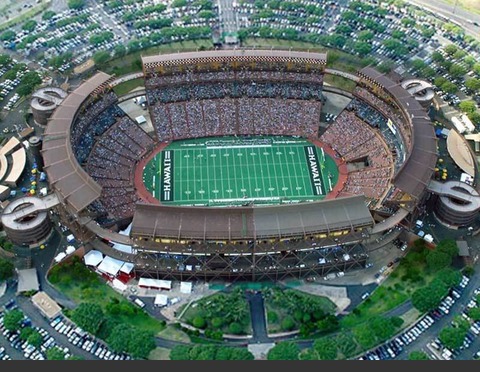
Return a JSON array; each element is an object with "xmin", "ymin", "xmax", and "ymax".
[{"xmin": 143, "ymin": 136, "xmax": 339, "ymax": 206}]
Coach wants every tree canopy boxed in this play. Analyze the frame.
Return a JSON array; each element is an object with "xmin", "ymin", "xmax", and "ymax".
[
  {"xmin": 171, "ymin": 344, "xmax": 254, "ymax": 360},
  {"xmin": 409, "ymin": 351, "xmax": 430, "ymax": 360},
  {"xmin": 46, "ymin": 347, "xmax": 66, "ymax": 360},
  {"xmin": 71, "ymin": 303, "xmax": 104, "ymax": 335},
  {"xmin": 0, "ymin": 258, "xmax": 14, "ymax": 281},
  {"xmin": 68, "ymin": 0, "xmax": 85, "ymax": 9},
  {"xmin": 267, "ymin": 341, "xmax": 300, "ymax": 360},
  {"xmin": 3, "ymin": 309, "xmax": 24, "ymax": 331}
]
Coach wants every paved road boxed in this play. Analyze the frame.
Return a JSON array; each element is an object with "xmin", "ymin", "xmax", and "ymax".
[
  {"xmin": 405, "ymin": 0, "xmax": 480, "ymax": 38},
  {"xmin": 217, "ymin": 0, "xmax": 238, "ymax": 37},
  {"xmin": 246, "ymin": 291, "xmax": 270, "ymax": 343}
]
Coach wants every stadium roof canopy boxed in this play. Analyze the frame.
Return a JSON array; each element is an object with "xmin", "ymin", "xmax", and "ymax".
[
  {"xmin": 359, "ymin": 67, "xmax": 437, "ymax": 200},
  {"xmin": 42, "ymin": 72, "xmax": 112, "ymax": 213},
  {"xmin": 142, "ymin": 49, "xmax": 327, "ymax": 68},
  {"xmin": 131, "ymin": 195, "xmax": 373, "ymax": 241}
]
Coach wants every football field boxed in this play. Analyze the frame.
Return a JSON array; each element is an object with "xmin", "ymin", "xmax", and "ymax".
[{"xmin": 142, "ymin": 136, "xmax": 339, "ymax": 206}]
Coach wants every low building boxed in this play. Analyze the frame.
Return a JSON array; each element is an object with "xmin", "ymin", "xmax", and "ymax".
[{"xmin": 31, "ymin": 291, "xmax": 62, "ymax": 320}]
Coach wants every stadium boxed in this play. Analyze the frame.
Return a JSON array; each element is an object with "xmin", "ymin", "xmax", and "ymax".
[{"xmin": 40, "ymin": 49, "xmax": 437, "ymax": 282}]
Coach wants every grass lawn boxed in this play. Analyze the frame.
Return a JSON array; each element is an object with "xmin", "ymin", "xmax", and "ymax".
[
  {"xmin": 341, "ymin": 246, "xmax": 435, "ymax": 330},
  {"xmin": 441, "ymin": 0, "xmax": 480, "ymax": 14},
  {"xmin": 157, "ymin": 324, "xmax": 191, "ymax": 343},
  {"xmin": 48, "ymin": 258, "xmax": 164, "ymax": 334},
  {"xmin": 112, "ymin": 78, "xmax": 145, "ymax": 96},
  {"xmin": 324, "ymin": 74, "xmax": 357, "ymax": 92},
  {"xmin": 103, "ymin": 40, "xmax": 213, "ymax": 76},
  {"xmin": 242, "ymin": 38, "xmax": 326, "ymax": 53},
  {"xmin": 148, "ymin": 347, "xmax": 170, "ymax": 360}
]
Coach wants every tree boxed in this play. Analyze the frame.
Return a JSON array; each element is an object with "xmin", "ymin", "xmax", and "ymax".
[
  {"xmin": 358, "ymin": 30, "xmax": 374, "ymax": 41},
  {"xmin": 68, "ymin": 0, "xmax": 85, "ymax": 9},
  {"xmin": 92, "ymin": 51, "xmax": 110, "ymax": 65},
  {"xmin": 473, "ymin": 63, "xmax": 480, "ymax": 75},
  {"xmin": 125, "ymin": 329, "xmax": 155, "ymax": 359},
  {"xmin": 113, "ymin": 44, "xmax": 126, "ymax": 58},
  {"xmin": 27, "ymin": 330, "xmax": 43, "ymax": 348},
  {"xmin": 267, "ymin": 341, "xmax": 300, "ymax": 360},
  {"xmin": 411, "ymin": 59, "xmax": 427, "ymax": 72},
  {"xmin": 468, "ymin": 307, "xmax": 480, "ymax": 322},
  {"xmin": 464, "ymin": 55, "xmax": 476, "ymax": 67},
  {"xmin": 192, "ymin": 316, "xmax": 206, "ymax": 329},
  {"xmin": 426, "ymin": 250, "xmax": 452, "ymax": 272},
  {"xmin": 391, "ymin": 30, "xmax": 405, "ymax": 39},
  {"xmin": 459, "ymin": 101, "xmax": 477, "ymax": 114},
  {"xmin": 431, "ymin": 51, "xmax": 444, "ymax": 63},
  {"xmin": 19, "ymin": 327, "xmax": 34, "ymax": 341},
  {"xmin": 172, "ymin": 0, "xmax": 187, "ymax": 6},
  {"xmin": 449, "ymin": 63, "xmax": 467, "ymax": 78},
  {"xmin": 412, "ymin": 280, "xmax": 448, "ymax": 313},
  {"xmin": 313, "ymin": 338, "xmax": 337, "ymax": 360},
  {"xmin": 17, "ymin": 71, "xmax": 42, "ymax": 97},
  {"xmin": 46, "ymin": 347, "xmax": 66, "ymax": 360},
  {"xmin": 354, "ymin": 42, "xmax": 372, "ymax": 57},
  {"xmin": 422, "ymin": 67, "xmax": 436, "ymax": 78},
  {"xmin": 409, "ymin": 351, "xmax": 430, "ymax": 360},
  {"xmin": 3, "ymin": 309, "xmax": 24, "ymax": 331},
  {"xmin": 439, "ymin": 326, "xmax": 467, "ymax": 350},
  {"xmin": 0, "ymin": 55, "xmax": 12, "ymax": 68},
  {"xmin": 228, "ymin": 322, "xmax": 243, "ymax": 335},
  {"xmin": 444, "ymin": 44, "xmax": 458, "ymax": 56},
  {"xmin": 468, "ymin": 111, "xmax": 480, "ymax": 126},
  {"xmin": 42, "ymin": 10, "xmax": 56, "ymax": 20},
  {"xmin": 0, "ymin": 258, "xmax": 14, "ymax": 280},
  {"xmin": 401, "ymin": 17, "xmax": 415, "ymax": 27},
  {"xmin": 1, "ymin": 31, "xmax": 15, "ymax": 41},
  {"xmin": 441, "ymin": 81, "xmax": 458, "ymax": 94},
  {"xmin": 71, "ymin": 303, "xmax": 104, "ymax": 335},
  {"xmin": 466, "ymin": 78, "xmax": 480, "ymax": 92},
  {"xmin": 22, "ymin": 20, "xmax": 37, "ymax": 32},
  {"xmin": 341, "ymin": 10, "xmax": 358, "ymax": 22},
  {"xmin": 382, "ymin": 38, "xmax": 408, "ymax": 57},
  {"xmin": 281, "ymin": 316, "xmax": 295, "ymax": 331},
  {"xmin": 436, "ymin": 268, "xmax": 462, "ymax": 288},
  {"xmin": 436, "ymin": 239, "xmax": 459, "ymax": 258},
  {"xmin": 453, "ymin": 49, "xmax": 467, "ymax": 60}
]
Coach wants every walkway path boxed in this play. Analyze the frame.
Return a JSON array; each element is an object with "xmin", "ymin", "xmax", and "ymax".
[{"xmin": 245, "ymin": 291, "xmax": 270, "ymax": 343}]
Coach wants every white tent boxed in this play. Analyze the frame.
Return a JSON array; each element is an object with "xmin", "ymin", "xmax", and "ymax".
[
  {"xmin": 83, "ymin": 250, "xmax": 103, "ymax": 267},
  {"xmin": 120, "ymin": 262, "xmax": 134, "ymax": 274},
  {"xmin": 112, "ymin": 223, "xmax": 133, "ymax": 254},
  {"xmin": 65, "ymin": 245, "xmax": 75, "ymax": 255},
  {"xmin": 154, "ymin": 294, "xmax": 168, "ymax": 307},
  {"xmin": 97, "ymin": 256, "xmax": 125, "ymax": 277},
  {"xmin": 112, "ymin": 278, "xmax": 128, "ymax": 292},
  {"xmin": 54, "ymin": 252, "xmax": 66, "ymax": 263},
  {"xmin": 138, "ymin": 278, "xmax": 171, "ymax": 290},
  {"xmin": 180, "ymin": 282, "xmax": 192, "ymax": 294}
]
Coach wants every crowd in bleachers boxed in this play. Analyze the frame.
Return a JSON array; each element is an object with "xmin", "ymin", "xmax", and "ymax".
[
  {"xmin": 145, "ymin": 65, "xmax": 324, "ymax": 88},
  {"xmin": 353, "ymin": 87, "xmax": 412, "ymax": 149},
  {"xmin": 320, "ymin": 111, "xmax": 393, "ymax": 203},
  {"xmin": 86, "ymin": 115, "xmax": 155, "ymax": 219},
  {"xmin": 150, "ymin": 97, "xmax": 322, "ymax": 140},
  {"xmin": 71, "ymin": 92, "xmax": 123, "ymax": 163}
]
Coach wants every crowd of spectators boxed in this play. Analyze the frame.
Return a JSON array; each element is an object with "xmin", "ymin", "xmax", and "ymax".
[
  {"xmin": 353, "ymin": 86, "xmax": 412, "ymax": 149},
  {"xmin": 320, "ymin": 111, "xmax": 393, "ymax": 203},
  {"xmin": 145, "ymin": 68, "xmax": 324, "ymax": 88},
  {"xmin": 150, "ymin": 97, "xmax": 322, "ymax": 140},
  {"xmin": 146, "ymin": 70, "xmax": 325, "ymax": 141},
  {"xmin": 86, "ymin": 115, "xmax": 155, "ymax": 219},
  {"xmin": 70, "ymin": 92, "xmax": 121, "ymax": 163}
]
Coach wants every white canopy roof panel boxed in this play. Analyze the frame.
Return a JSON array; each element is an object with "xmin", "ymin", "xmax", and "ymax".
[{"xmin": 83, "ymin": 250, "xmax": 103, "ymax": 266}]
